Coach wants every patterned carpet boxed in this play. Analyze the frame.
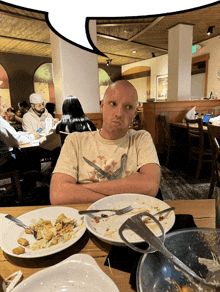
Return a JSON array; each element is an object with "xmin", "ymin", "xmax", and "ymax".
[
  {"xmin": 160, "ymin": 165, "xmax": 211, "ymax": 201},
  {"xmin": 159, "ymin": 151, "xmax": 214, "ymax": 201}
]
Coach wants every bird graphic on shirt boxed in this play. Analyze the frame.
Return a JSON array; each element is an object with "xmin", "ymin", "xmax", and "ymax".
[{"xmin": 83, "ymin": 153, "xmax": 127, "ymax": 181}]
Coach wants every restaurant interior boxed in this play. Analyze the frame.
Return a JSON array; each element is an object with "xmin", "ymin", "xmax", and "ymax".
[
  {"xmin": 0, "ymin": 2, "xmax": 220, "ymax": 205},
  {"xmin": 1, "ymin": 2, "xmax": 220, "ymax": 292}
]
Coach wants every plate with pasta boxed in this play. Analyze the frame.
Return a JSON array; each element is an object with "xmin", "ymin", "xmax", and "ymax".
[{"xmin": 1, "ymin": 206, "xmax": 86, "ymax": 258}]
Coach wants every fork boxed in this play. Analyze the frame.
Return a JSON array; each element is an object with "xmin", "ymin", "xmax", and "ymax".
[
  {"xmin": 78, "ymin": 205, "xmax": 133, "ymax": 216},
  {"xmin": 5, "ymin": 214, "xmax": 38, "ymax": 239}
]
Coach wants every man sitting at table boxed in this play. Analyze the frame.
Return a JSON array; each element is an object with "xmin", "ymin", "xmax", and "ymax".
[
  {"xmin": 50, "ymin": 80, "xmax": 161, "ymax": 204},
  {"xmin": 0, "ymin": 96, "xmax": 40, "ymax": 173},
  {"xmin": 22, "ymin": 93, "xmax": 54, "ymax": 133},
  {"xmin": 22, "ymin": 92, "xmax": 61, "ymax": 169}
]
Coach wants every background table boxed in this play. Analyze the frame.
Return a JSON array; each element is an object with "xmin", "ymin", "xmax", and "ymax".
[{"xmin": 0, "ymin": 199, "xmax": 216, "ymax": 292}]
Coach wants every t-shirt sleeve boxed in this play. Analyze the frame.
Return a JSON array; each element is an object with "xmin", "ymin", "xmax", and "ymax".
[
  {"xmin": 53, "ymin": 133, "xmax": 78, "ymax": 180},
  {"xmin": 136, "ymin": 130, "xmax": 160, "ymax": 170}
]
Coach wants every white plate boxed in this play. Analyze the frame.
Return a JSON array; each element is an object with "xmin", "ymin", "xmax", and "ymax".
[
  {"xmin": 84, "ymin": 193, "xmax": 175, "ymax": 246},
  {"xmin": 1, "ymin": 206, "xmax": 86, "ymax": 258},
  {"xmin": 12, "ymin": 254, "xmax": 119, "ymax": 292}
]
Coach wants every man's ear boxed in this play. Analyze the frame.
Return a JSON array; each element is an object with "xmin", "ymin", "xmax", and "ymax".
[
  {"xmin": 30, "ymin": 104, "xmax": 34, "ymax": 109},
  {"xmin": 100, "ymin": 99, "xmax": 104, "ymax": 113}
]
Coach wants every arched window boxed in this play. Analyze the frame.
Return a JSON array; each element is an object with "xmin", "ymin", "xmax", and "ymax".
[
  {"xmin": 99, "ymin": 68, "xmax": 111, "ymax": 101},
  {"xmin": 0, "ymin": 64, "xmax": 11, "ymax": 107},
  {"xmin": 34, "ymin": 63, "xmax": 55, "ymax": 104}
]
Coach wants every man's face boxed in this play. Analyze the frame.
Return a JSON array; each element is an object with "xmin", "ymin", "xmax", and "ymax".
[
  {"xmin": 0, "ymin": 98, "xmax": 7, "ymax": 117},
  {"xmin": 101, "ymin": 83, "xmax": 137, "ymax": 139},
  {"xmin": 32, "ymin": 102, "xmax": 45, "ymax": 115}
]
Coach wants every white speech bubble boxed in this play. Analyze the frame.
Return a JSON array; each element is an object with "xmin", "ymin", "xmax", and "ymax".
[{"xmin": 4, "ymin": 0, "xmax": 216, "ymax": 56}]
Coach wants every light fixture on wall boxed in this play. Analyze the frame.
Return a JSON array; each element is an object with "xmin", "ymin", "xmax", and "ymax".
[
  {"xmin": 106, "ymin": 59, "xmax": 112, "ymax": 66},
  {"xmin": 207, "ymin": 26, "xmax": 215, "ymax": 35},
  {"xmin": 152, "ymin": 52, "xmax": 155, "ymax": 58}
]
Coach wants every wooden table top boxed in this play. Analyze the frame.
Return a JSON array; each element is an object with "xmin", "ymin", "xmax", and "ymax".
[{"xmin": 0, "ymin": 199, "xmax": 216, "ymax": 292}]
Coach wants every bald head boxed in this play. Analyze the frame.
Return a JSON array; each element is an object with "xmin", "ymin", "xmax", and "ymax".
[{"xmin": 104, "ymin": 80, "xmax": 138, "ymax": 104}]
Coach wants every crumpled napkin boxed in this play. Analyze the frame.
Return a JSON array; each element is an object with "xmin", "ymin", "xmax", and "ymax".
[{"xmin": 2, "ymin": 271, "xmax": 23, "ymax": 292}]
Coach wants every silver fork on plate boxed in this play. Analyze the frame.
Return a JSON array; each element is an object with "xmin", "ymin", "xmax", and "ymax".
[
  {"xmin": 78, "ymin": 205, "xmax": 133, "ymax": 216},
  {"xmin": 5, "ymin": 214, "xmax": 38, "ymax": 239}
]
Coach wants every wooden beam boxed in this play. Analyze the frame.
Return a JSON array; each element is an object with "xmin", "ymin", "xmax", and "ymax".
[
  {"xmin": 97, "ymin": 33, "xmax": 168, "ymax": 52},
  {"xmin": 128, "ymin": 17, "xmax": 165, "ymax": 41},
  {"xmin": 0, "ymin": 35, "xmax": 50, "ymax": 45},
  {"xmin": 96, "ymin": 22, "xmax": 152, "ymax": 27},
  {"xmin": 0, "ymin": 9, "xmax": 45, "ymax": 22}
]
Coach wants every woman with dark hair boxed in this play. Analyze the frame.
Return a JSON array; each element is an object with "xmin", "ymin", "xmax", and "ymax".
[
  {"xmin": 56, "ymin": 95, "xmax": 97, "ymax": 134},
  {"xmin": 46, "ymin": 102, "xmax": 56, "ymax": 118}
]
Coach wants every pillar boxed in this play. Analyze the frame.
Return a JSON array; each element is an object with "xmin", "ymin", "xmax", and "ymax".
[{"xmin": 167, "ymin": 24, "xmax": 193, "ymax": 101}]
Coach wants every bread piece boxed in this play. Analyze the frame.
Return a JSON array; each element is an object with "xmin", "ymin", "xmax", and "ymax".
[
  {"xmin": 12, "ymin": 246, "xmax": 25, "ymax": 255},
  {"xmin": 17, "ymin": 238, "xmax": 29, "ymax": 246}
]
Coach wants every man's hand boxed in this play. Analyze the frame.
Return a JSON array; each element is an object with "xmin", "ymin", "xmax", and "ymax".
[{"xmin": 33, "ymin": 132, "xmax": 40, "ymax": 140}]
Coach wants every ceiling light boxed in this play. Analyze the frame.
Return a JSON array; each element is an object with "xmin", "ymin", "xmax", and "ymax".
[
  {"xmin": 207, "ymin": 26, "xmax": 215, "ymax": 35},
  {"xmin": 106, "ymin": 59, "xmax": 112, "ymax": 66},
  {"xmin": 152, "ymin": 53, "xmax": 155, "ymax": 58},
  {"xmin": 132, "ymin": 50, "xmax": 137, "ymax": 54}
]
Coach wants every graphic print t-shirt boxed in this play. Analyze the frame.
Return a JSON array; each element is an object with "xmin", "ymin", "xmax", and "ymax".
[{"xmin": 53, "ymin": 129, "xmax": 159, "ymax": 183}]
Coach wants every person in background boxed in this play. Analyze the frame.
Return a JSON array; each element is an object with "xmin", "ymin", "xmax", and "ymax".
[
  {"xmin": 55, "ymin": 95, "xmax": 97, "ymax": 134},
  {"xmin": 46, "ymin": 102, "xmax": 56, "ymax": 118},
  {"xmin": 50, "ymin": 80, "xmax": 161, "ymax": 205},
  {"xmin": 0, "ymin": 96, "xmax": 40, "ymax": 173},
  {"xmin": 7, "ymin": 100, "xmax": 29, "ymax": 125},
  {"xmin": 6, "ymin": 108, "xmax": 16, "ymax": 122},
  {"xmin": 22, "ymin": 93, "xmax": 54, "ymax": 133}
]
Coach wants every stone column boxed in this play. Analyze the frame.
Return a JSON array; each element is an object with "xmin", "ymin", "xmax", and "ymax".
[
  {"xmin": 50, "ymin": 20, "xmax": 100, "ymax": 114},
  {"xmin": 167, "ymin": 24, "xmax": 193, "ymax": 101}
]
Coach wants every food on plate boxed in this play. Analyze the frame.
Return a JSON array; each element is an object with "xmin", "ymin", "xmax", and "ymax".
[
  {"xmin": 17, "ymin": 238, "xmax": 29, "ymax": 246},
  {"xmin": 12, "ymin": 213, "xmax": 84, "ymax": 254},
  {"xmin": 12, "ymin": 246, "xmax": 25, "ymax": 255},
  {"xmin": 90, "ymin": 198, "xmax": 174, "ymax": 241},
  {"xmin": 25, "ymin": 228, "xmax": 33, "ymax": 234}
]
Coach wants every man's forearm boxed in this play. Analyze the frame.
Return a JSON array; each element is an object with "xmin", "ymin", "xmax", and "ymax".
[
  {"xmin": 50, "ymin": 173, "xmax": 106, "ymax": 205},
  {"xmin": 82, "ymin": 166, "xmax": 160, "ymax": 197}
]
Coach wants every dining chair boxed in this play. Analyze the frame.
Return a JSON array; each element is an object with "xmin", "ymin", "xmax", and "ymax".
[
  {"xmin": 207, "ymin": 123, "xmax": 220, "ymax": 198},
  {"xmin": 213, "ymin": 106, "xmax": 220, "ymax": 117},
  {"xmin": 159, "ymin": 112, "xmax": 184, "ymax": 165},
  {"xmin": 59, "ymin": 131, "xmax": 69, "ymax": 146},
  {"xmin": 0, "ymin": 170, "xmax": 22, "ymax": 202},
  {"xmin": 185, "ymin": 117, "xmax": 212, "ymax": 179}
]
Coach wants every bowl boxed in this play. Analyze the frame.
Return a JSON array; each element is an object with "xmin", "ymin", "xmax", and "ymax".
[{"xmin": 136, "ymin": 228, "xmax": 220, "ymax": 292}]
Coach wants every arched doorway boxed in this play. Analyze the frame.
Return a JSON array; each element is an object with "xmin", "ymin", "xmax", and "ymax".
[
  {"xmin": 99, "ymin": 68, "xmax": 111, "ymax": 101},
  {"xmin": 0, "ymin": 64, "xmax": 11, "ymax": 107},
  {"xmin": 34, "ymin": 63, "xmax": 55, "ymax": 104}
]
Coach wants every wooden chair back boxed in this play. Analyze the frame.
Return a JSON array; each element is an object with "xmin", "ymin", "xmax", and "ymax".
[
  {"xmin": 0, "ymin": 170, "xmax": 22, "ymax": 202},
  {"xmin": 160, "ymin": 112, "xmax": 171, "ymax": 145},
  {"xmin": 185, "ymin": 117, "xmax": 204, "ymax": 152},
  {"xmin": 185, "ymin": 117, "xmax": 212, "ymax": 179},
  {"xmin": 59, "ymin": 131, "xmax": 69, "ymax": 146},
  {"xmin": 207, "ymin": 123, "xmax": 220, "ymax": 197}
]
